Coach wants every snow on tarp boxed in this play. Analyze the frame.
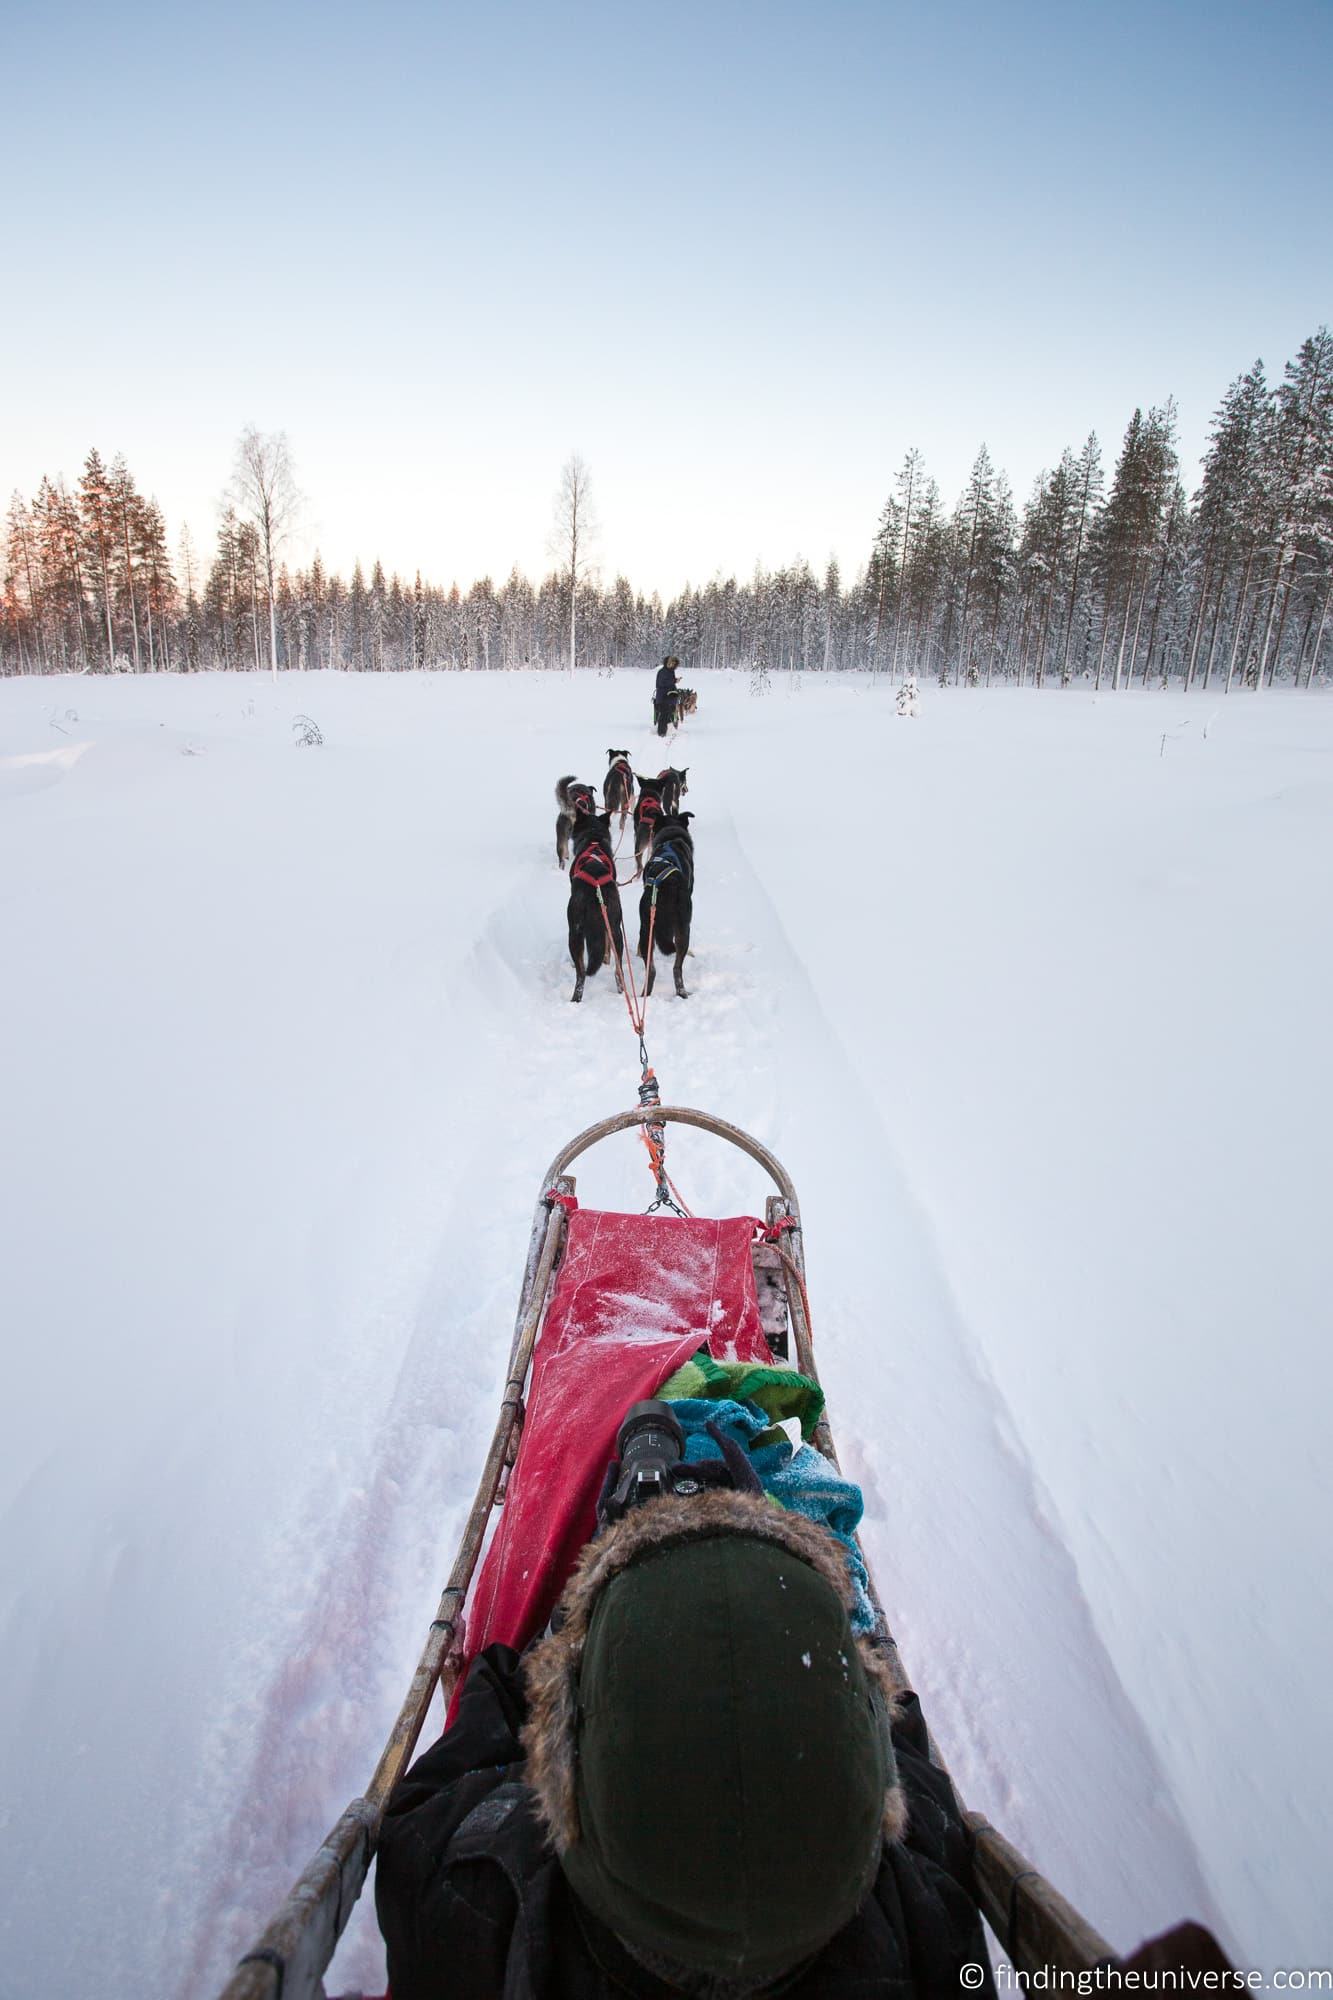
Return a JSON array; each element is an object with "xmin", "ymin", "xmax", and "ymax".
[{"xmin": 461, "ymin": 1206, "xmax": 772, "ymax": 1670}]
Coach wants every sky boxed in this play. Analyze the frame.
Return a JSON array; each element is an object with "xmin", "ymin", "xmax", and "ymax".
[{"xmin": 4, "ymin": 0, "xmax": 1330, "ymax": 598}]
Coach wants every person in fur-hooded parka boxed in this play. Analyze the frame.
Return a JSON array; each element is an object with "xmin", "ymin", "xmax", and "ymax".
[{"xmin": 375, "ymin": 1490, "xmax": 995, "ymax": 1999}]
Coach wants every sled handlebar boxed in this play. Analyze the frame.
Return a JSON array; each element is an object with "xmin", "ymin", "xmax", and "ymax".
[{"xmin": 541, "ymin": 1102, "xmax": 802, "ymax": 1207}]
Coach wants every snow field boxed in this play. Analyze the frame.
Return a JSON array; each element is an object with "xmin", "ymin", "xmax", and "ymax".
[{"xmin": 1, "ymin": 670, "xmax": 1329, "ymax": 1996}]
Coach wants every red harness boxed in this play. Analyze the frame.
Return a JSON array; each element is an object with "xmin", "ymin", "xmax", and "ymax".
[
  {"xmin": 570, "ymin": 841, "xmax": 616, "ymax": 890},
  {"xmin": 636, "ymin": 792, "xmax": 663, "ymax": 827}
]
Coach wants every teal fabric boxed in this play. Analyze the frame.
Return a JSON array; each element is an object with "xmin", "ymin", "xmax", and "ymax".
[{"xmin": 666, "ymin": 1396, "xmax": 876, "ymax": 1634}]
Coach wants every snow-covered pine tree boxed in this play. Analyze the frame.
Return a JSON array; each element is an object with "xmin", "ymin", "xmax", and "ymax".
[
  {"xmin": 1059, "ymin": 436, "xmax": 1103, "ymax": 686},
  {"xmin": 1254, "ymin": 328, "xmax": 1333, "ymax": 689},
  {"xmin": 951, "ymin": 446, "xmax": 999, "ymax": 685},
  {"xmin": 889, "ymin": 449, "xmax": 923, "ymax": 681}
]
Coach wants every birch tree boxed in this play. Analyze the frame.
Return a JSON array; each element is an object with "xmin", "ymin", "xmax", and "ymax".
[
  {"xmin": 551, "ymin": 454, "xmax": 597, "ymax": 674},
  {"xmin": 228, "ymin": 428, "xmax": 298, "ymax": 681}
]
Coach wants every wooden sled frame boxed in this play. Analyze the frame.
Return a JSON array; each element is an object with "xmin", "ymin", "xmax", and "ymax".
[{"xmin": 219, "ymin": 1104, "xmax": 1114, "ymax": 2000}]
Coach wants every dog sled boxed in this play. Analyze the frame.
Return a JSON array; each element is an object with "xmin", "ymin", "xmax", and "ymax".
[{"xmin": 218, "ymin": 1105, "xmax": 1215, "ymax": 2000}]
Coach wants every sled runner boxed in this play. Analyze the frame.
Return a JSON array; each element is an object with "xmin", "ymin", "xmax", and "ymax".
[{"xmin": 218, "ymin": 1105, "xmax": 1199, "ymax": 1999}]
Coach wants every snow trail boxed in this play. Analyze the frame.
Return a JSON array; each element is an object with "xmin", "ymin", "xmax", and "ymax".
[{"xmin": 1, "ymin": 671, "xmax": 1327, "ymax": 1995}]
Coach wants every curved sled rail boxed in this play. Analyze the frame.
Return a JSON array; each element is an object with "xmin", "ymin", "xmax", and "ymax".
[
  {"xmin": 218, "ymin": 1105, "xmax": 1120, "ymax": 1998},
  {"xmin": 539, "ymin": 1101, "xmax": 802, "ymax": 1206}
]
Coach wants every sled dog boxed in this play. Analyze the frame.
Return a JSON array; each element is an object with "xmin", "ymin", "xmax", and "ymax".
[
  {"xmin": 566, "ymin": 813, "xmax": 625, "ymax": 1004},
  {"xmin": 555, "ymin": 775, "xmax": 597, "ymax": 870},
  {"xmin": 603, "ymin": 750, "xmax": 635, "ymax": 829},
  {"xmin": 639, "ymin": 811, "xmax": 695, "ymax": 999}
]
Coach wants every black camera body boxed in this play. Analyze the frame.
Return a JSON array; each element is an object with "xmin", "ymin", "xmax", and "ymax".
[{"xmin": 597, "ymin": 1399, "xmax": 761, "ymax": 1525}]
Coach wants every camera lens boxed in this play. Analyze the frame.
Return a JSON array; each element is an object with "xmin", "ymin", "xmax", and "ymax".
[
  {"xmin": 600, "ymin": 1401, "xmax": 689, "ymax": 1523},
  {"xmin": 616, "ymin": 1400, "xmax": 685, "ymax": 1471}
]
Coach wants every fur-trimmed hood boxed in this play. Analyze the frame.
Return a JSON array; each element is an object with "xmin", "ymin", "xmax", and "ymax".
[{"xmin": 521, "ymin": 1489, "xmax": 907, "ymax": 1854}]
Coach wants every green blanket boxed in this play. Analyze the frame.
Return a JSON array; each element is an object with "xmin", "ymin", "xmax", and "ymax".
[{"xmin": 657, "ymin": 1349, "xmax": 825, "ymax": 1449}]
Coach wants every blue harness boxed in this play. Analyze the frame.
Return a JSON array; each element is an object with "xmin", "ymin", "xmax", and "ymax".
[{"xmin": 644, "ymin": 840, "xmax": 688, "ymax": 890}]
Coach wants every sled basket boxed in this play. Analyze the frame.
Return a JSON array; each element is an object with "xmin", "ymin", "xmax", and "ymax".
[{"xmin": 217, "ymin": 1106, "xmax": 1159, "ymax": 1999}]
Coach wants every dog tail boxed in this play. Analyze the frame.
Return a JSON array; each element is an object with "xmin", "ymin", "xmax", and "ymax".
[
  {"xmin": 555, "ymin": 774, "xmax": 578, "ymax": 808},
  {"xmin": 584, "ymin": 911, "xmax": 607, "ymax": 977}
]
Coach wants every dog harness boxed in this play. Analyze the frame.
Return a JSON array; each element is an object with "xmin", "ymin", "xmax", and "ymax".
[
  {"xmin": 568, "ymin": 784, "xmax": 596, "ymax": 816},
  {"xmin": 636, "ymin": 793, "xmax": 663, "ymax": 826},
  {"xmin": 640, "ymin": 840, "xmax": 684, "ymax": 888},
  {"xmin": 643, "ymin": 840, "xmax": 687, "ymax": 889},
  {"xmin": 570, "ymin": 842, "xmax": 617, "ymax": 890}
]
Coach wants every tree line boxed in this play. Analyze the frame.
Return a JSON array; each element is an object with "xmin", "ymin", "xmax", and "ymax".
[{"xmin": 4, "ymin": 328, "xmax": 1329, "ymax": 690}]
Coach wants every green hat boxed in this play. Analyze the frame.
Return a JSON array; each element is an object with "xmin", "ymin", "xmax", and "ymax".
[{"xmin": 523, "ymin": 1491, "xmax": 903, "ymax": 1983}]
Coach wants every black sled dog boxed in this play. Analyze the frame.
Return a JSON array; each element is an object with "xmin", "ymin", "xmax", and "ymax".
[
  {"xmin": 603, "ymin": 749, "xmax": 635, "ymax": 830},
  {"xmin": 639, "ymin": 811, "xmax": 695, "ymax": 997},
  {"xmin": 632, "ymin": 766, "xmax": 688, "ymax": 875},
  {"xmin": 555, "ymin": 776, "xmax": 597, "ymax": 870},
  {"xmin": 567, "ymin": 813, "xmax": 626, "ymax": 1003}
]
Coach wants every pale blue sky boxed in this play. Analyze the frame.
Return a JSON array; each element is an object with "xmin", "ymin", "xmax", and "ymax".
[{"xmin": 5, "ymin": 0, "xmax": 1330, "ymax": 594}]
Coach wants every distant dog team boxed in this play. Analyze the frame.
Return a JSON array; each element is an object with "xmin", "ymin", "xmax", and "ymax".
[{"xmin": 555, "ymin": 683, "xmax": 696, "ymax": 1002}]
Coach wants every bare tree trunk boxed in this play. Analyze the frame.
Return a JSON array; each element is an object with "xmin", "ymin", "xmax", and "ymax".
[
  {"xmin": 1183, "ymin": 550, "xmax": 1216, "ymax": 691},
  {"xmin": 267, "ymin": 558, "xmax": 279, "ymax": 680},
  {"xmin": 1303, "ymin": 580, "xmax": 1332, "ymax": 687},
  {"xmin": 869, "ymin": 554, "xmax": 890, "ymax": 680},
  {"xmin": 1200, "ymin": 569, "xmax": 1228, "ymax": 691},
  {"xmin": 119, "ymin": 501, "xmax": 142, "ymax": 672},
  {"xmin": 1035, "ymin": 567, "xmax": 1058, "ymax": 687},
  {"xmin": 1223, "ymin": 547, "xmax": 1258, "ymax": 693},
  {"xmin": 1252, "ymin": 550, "xmax": 1287, "ymax": 691},
  {"xmin": 1093, "ymin": 577, "xmax": 1117, "ymax": 691},
  {"xmin": 1111, "ymin": 558, "xmax": 1140, "ymax": 691},
  {"xmin": 19, "ymin": 529, "xmax": 48, "ymax": 673},
  {"xmin": 1259, "ymin": 557, "xmax": 1301, "ymax": 689},
  {"xmin": 1291, "ymin": 578, "xmax": 1322, "ymax": 689}
]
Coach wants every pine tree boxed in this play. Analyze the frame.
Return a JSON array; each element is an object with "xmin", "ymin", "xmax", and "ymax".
[
  {"xmin": 79, "ymin": 449, "xmax": 119, "ymax": 670},
  {"xmin": 951, "ymin": 446, "xmax": 998, "ymax": 684},
  {"xmin": 1059, "ymin": 436, "xmax": 1103, "ymax": 685},
  {"xmin": 1255, "ymin": 328, "xmax": 1333, "ymax": 688},
  {"xmin": 889, "ymin": 449, "xmax": 924, "ymax": 680},
  {"xmin": 138, "ymin": 499, "xmax": 174, "ymax": 670},
  {"xmin": 109, "ymin": 455, "xmax": 143, "ymax": 672},
  {"xmin": 5, "ymin": 494, "xmax": 46, "ymax": 672}
]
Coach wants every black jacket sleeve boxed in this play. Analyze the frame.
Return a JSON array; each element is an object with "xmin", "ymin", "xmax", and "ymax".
[
  {"xmin": 881, "ymin": 1691, "xmax": 997, "ymax": 1996},
  {"xmin": 375, "ymin": 1645, "xmax": 530, "ymax": 2000}
]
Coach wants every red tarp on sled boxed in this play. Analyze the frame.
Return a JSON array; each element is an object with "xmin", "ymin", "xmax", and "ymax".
[{"xmin": 461, "ymin": 1207, "xmax": 771, "ymax": 1672}]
